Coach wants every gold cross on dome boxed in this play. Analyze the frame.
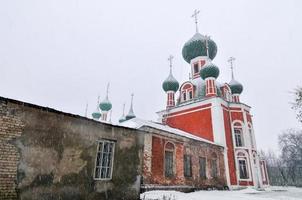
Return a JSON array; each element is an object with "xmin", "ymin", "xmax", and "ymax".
[{"xmin": 191, "ymin": 9, "xmax": 200, "ymax": 33}]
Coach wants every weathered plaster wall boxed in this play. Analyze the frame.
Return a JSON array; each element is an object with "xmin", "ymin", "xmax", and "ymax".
[{"xmin": 0, "ymin": 98, "xmax": 144, "ymax": 200}]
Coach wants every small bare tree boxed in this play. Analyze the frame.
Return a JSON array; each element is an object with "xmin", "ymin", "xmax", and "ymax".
[
  {"xmin": 279, "ymin": 129, "xmax": 302, "ymax": 186},
  {"xmin": 292, "ymin": 87, "xmax": 302, "ymax": 123}
]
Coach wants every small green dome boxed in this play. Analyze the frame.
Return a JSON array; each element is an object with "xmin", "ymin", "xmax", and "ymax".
[
  {"xmin": 229, "ymin": 79, "xmax": 243, "ymax": 94},
  {"xmin": 162, "ymin": 73, "xmax": 179, "ymax": 92},
  {"xmin": 182, "ymin": 33, "xmax": 217, "ymax": 63},
  {"xmin": 92, "ymin": 112, "xmax": 101, "ymax": 120},
  {"xmin": 99, "ymin": 98, "xmax": 112, "ymax": 111},
  {"xmin": 200, "ymin": 63, "xmax": 220, "ymax": 80}
]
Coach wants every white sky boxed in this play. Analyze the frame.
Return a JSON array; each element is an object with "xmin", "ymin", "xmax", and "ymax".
[{"xmin": 1, "ymin": 0, "xmax": 302, "ymax": 151}]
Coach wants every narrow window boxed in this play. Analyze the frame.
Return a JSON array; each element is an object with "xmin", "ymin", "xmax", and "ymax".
[
  {"xmin": 193, "ymin": 63, "xmax": 199, "ymax": 74},
  {"xmin": 211, "ymin": 159, "xmax": 218, "ymax": 178},
  {"xmin": 189, "ymin": 91, "xmax": 193, "ymax": 99},
  {"xmin": 239, "ymin": 159, "xmax": 248, "ymax": 179},
  {"xmin": 165, "ymin": 151, "xmax": 173, "ymax": 177},
  {"xmin": 94, "ymin": 140, "xmax": 115, "ymax": 180},
  {"xmin": 235, "ymin": 129, "xmax": 243, "ymax": 147},
  {"xmin": 199, "ymin": 157, "xmax": 207, "ymax": 179},
  {"xmin": 165, "ymin": 142, "xmax": 174, "ymax": 177},
  {"xmin": 184, "ymin": 155, "xmax": 192, "ymax": 177},
  {"xmin": 183, "ymin": 92, "xmax": 187, "ymax": 101}
]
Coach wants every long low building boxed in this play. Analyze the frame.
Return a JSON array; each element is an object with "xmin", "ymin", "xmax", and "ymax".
[{"xmin": 0, "ymin": 96, "xmax": 231, "ymax": 200}]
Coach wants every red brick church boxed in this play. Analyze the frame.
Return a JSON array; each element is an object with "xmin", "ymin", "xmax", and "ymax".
[{"xmin": 118, "ymin": 10, "xmax": 269, "ymax": 190}]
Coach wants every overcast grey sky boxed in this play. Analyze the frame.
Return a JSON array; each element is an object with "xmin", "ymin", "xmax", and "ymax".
[{"xmin": 1, "ymin": 0, "xmax": 302, "ymax": 151}]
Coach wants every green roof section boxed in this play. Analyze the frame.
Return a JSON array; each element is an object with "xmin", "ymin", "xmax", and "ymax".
[
  {"xmin": 163, "ymin": 55, "xmax": 179, "ymax": 92},
  {"xmin": 182, "ymin": 33, "xmax": 217, "ymax": 63},
  {"xmin": 229, "ymin": 79, "xmax": 243, "ymax": 94},
  {"xmin": 92, "ymin": 112, "xmax": 101, "ymax": 120},
  {"xmin": 162, "ymin": 74, "xmax": 179, "ymax": 92},
  {"xmin": 200, "ymin": 62, "xmax": 220, "ymax": 80},
  {"xmin": 99, "ymin": 98, "xmax": 112, "ymax": 111}
]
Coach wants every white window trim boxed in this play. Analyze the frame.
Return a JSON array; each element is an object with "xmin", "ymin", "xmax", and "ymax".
[
  {"xmin": 236, "ymin": 150, "xmax": 252, "ymax": 181},
  {"xmin": 94, "ymin": 140, "xmax": 116, "ymax": 181},
  {"xmin": 247, "ymin": 123, "xmax": 256, "ymax": 150},
  {"xmin": 163, "ymin": 141, "xmax": 176, "ymax": 178},
  {"xmin": 232, "ymin": 121, "xmax": 245, "ymax": 148}
]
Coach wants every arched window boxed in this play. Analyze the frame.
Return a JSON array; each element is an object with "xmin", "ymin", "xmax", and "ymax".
[
  {"xmin": 233, "ymin": 122, "xmax": 244, "ymax": 147},
  {"xmin": 211, "ymin": 153, "xmax": 218, "ymax": 178},
  {"xmin": 237, "ymin": 152, "xmax": 249, "ymax": 180},
  {"xmin": 180, "ymin": 83, "xmax": 194, "ymax": 102},
  {"xmin": 248, "ymin": 123, "xmax": 254, "ymax": 149},
  {"xmin": 165, "ymin": 142, "xmax": 175, "ymax": 177}
]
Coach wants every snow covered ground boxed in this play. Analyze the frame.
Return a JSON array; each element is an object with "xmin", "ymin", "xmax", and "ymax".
[{"xmin": 140, "ymin": 187, "xmax": 302, "ymax": 200}]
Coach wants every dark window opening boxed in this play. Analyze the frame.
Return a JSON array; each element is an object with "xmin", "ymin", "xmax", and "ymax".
[
  {"xmin": 199, "ymin": 157, "xmax": 207, "ymax": 179},
  {"xmin": 239, "ymin": 160, "xmax": 248, "ymax": 179},
  {"xmin": 183, "ymin": 92, "xmax": 187, "ymax": 101},
  {"xmin": 184, "ymin": 155, "xmax": 192, "ymax": 177},
  {"xmin": 193, "ymin": 63, "xmax": 199, "ymax": 74},
  {"xmin": 235, "ymin": 129, "xmax": 243, "ymax": 147},
  {"xmin": 165, "ymin": 151, "xmax": 174, "ymax": 177},
  {"xmin": 211, "ymin": 159, "xmax": 218, "ymax": 178},
  {"xmin": 189, "ymin": 91, "xmax": 193, "ymax": 99}
]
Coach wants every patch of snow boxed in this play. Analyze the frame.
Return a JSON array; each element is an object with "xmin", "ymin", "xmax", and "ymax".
[{"xmin": 140, "ymin": 187, "xmax": 302, "ymax": 200}]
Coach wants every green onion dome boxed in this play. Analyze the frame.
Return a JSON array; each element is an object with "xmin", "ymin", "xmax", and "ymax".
[
  {"xmin": 200, "ymin": 62, "xmax": 220, "ymax": 80},
  {"xmin": 92, "ymin": 111, "xmax": 101, "ymax": 120},
  {"xmin": 99, "ymin": 98, "xmax": 112, "ymax": 111},
  {"xmin": 229, "ymin": 79, "xmax": 243, "ymax": 94},
  {"xmin": 182, "ymin": 33, "xmax": 217, "ymax": 63},
  {"xmin": 162, "ymin": 72, "xmax": 179, "ymax": 92}
]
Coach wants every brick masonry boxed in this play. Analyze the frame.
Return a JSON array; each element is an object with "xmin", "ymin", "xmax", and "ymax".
[
  {"xmin": 141, "ymin": 126, "xmax": 227, "ymax": 190},
  {"xmin": 0, "ymin": 99, "xmax": 24, "ymax": 200}
]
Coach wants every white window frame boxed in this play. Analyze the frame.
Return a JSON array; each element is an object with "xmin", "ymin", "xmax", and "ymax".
[
  {"xmin": 236, "ymin": 151, "xmax": 252, "ymax": 181},
  {"xmin": 238, "ymin": 158, "xmax": 249, "ymax": 179},
  {"xmin": 232, "ymin": 121, "xmax": 245, "ymax": 148},
  {"xmin": 164, "ymin": 142, "xmax": 175, "ymax": 178},
  {"xmin": 234, "ymin": 128, "xmax": 244, "ymax": 147},
  {"xmin": 94, "ymin": 140, "xmax": 115, "ymax": 181},
  {"xmin": 248, "ymin": 123, "xmax": 255, "ymax": 149}
]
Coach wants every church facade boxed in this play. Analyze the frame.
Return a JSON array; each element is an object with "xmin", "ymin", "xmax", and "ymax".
[
  {"xmin": 156, "ymin": 20, "xmax": 269, "ymax": 188},
  {"xmin": 120, "ymin": 11, "xmax": 269, "ymax": 189}
]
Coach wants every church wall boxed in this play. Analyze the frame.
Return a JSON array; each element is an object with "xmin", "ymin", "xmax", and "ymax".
[
  {"xmin": 141, "ymin": 127, "xmax": 227, "ymax": 191},
  {"xmin": 0, "ymin": 97, "xmax": 144, "ymax": 200},
  {"xmin": 165, "ymin": 106, "xmax": 214, "ymax": 141},
  {"xmin": 222, "ymin": 107, "xmax": 238, "ymax": 185}
]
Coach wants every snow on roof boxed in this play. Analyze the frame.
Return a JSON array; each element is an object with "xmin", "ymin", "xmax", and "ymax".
[{"xmin": 120, "ymin": 118, "xmax": 223, "ymax": 147}]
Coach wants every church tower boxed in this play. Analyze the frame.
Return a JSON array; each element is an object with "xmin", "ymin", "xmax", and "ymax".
[
  {"xmin": 162, "ymin": 55, "xmax": 179, "ymax": 109},
  {"xmin": 158, "ymin": 10, "xmax": 269, "ymax": 189}
]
